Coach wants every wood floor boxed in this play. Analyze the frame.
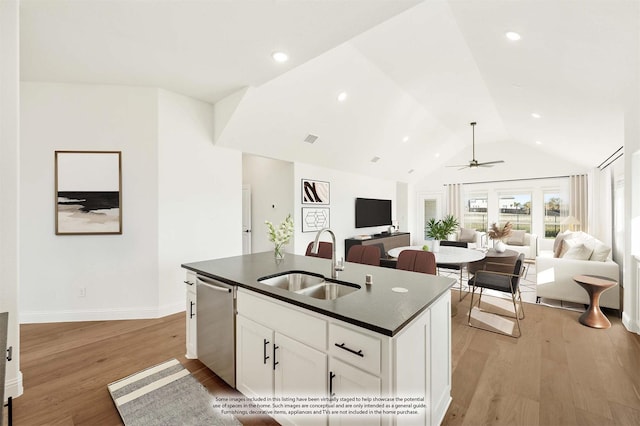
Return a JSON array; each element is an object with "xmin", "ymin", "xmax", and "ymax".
[{"xmin": 10, "ymin": 292, "xmax": 640, "ymax": 425}]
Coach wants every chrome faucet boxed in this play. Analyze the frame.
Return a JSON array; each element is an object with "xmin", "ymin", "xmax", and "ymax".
[{"xmin": 311, "ymin": 227, "xmax": 342, "ymax": 279}]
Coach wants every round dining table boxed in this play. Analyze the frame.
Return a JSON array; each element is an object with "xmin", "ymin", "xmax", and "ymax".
[{"xmin": 387, "ymin": 245, "xmax": 486, "ymax": 265}]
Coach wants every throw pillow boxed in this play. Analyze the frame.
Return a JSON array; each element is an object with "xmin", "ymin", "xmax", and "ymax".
[
  {"xmin": 553, "ymin": 230, "xmax": 573, "ymax": 257},
  {"xmin": 561, "ymin": 241, "xmax": 594, "ymax": 260},
  {"xmin": 507, "ymin": 230, "xmax": 526, "ymax": 246},
  {"xmin": 589, "ymin": 240, "xmax": 612, "ymax": 262},
  {"xmin": 458, "ymin": 228, "xmax": 476, "ymax": 243}
]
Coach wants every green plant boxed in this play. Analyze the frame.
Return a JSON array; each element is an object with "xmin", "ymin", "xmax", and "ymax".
[{"xmin": 425, "ymin": 215, "xmax": 459, "ymax": 240}]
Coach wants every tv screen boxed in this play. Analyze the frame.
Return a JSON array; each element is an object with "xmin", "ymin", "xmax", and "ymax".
[{"xmin": 355, "ymin": 198, "xmax": 392, "ymax": 228}]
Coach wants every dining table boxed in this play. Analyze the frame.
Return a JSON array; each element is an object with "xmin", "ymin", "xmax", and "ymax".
[{"xmin": 387, "ymin": 245, "xmax": 486, "ymax": 265}]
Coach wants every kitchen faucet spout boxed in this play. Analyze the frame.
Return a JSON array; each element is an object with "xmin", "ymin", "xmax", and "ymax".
[{"xmin": 312, "ymin": 228, "xmax": 340, "ymax": 279}]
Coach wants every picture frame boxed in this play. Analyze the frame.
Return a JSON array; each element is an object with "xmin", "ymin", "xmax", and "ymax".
[
  {"xmin": 301, "ymin": 179, "xmax": 330, "ymax": 204},
  {"xmin": 302, "ymin": 207, "xmax": 330, "ymax": 232},
  {"xmin": 55, "ymin": 150, "xmax": 122, "ymax": 235}
]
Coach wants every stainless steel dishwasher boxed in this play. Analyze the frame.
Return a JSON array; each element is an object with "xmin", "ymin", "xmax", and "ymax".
[{"xmin": 196, "ymin": 275, "xmax": 236, "ymax": 388}]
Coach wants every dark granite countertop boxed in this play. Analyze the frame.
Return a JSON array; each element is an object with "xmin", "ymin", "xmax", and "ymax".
[{"xmin": 182, "ymin": 252, "xmax": 455, "ymax": 337}]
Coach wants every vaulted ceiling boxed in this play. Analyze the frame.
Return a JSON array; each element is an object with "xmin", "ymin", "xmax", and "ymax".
[{"xmin": 20, "ymin": 0, "xmax": 638, "ymax": 183}]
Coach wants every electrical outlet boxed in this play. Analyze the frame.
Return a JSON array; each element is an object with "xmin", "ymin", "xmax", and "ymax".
[{"xmin": 79, "ymin": 287, "xmax": 86, "ymax": 297}]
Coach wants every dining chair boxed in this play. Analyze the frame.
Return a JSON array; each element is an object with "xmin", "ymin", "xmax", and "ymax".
[
  {"xmin": 305, "ymin": 241, "xmax": 332, "ymax": 259},
  {"xmin": 396, "ymin": 250, "xmax": 436, "ymax": 275},
  {"xmin": 437, "ymin": 240, "xmax": 470, "ymax": 300},
  {"xmin": 346, "ymin": 245, "xmax": 381, "ymax": 266},
  {"xmin": 467, "ymin": 253, "xmax": 526, "ymax": 338}
]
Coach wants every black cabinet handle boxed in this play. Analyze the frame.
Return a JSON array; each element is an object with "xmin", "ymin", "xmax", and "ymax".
[
  {"xmin": 334, "ymin": 342, "xmax": 364, "ymax": 357},
  {"xmin": 263, "ymin": 339, "xmax": 270, "ymax": 364},
  {"xmin": 329, "ymin": 371, "xmax": 336, "ymax": 398},
  {"xmin": 273, "ymin": 344, "xmax": 279, "ymax": 370},
  {"xmin": 189, "ymin": 301, "xmax": 195, "ymax": 318},
  {"xmin": 184, "ymin": 280, "xmax": 194, "ymax": 286}
]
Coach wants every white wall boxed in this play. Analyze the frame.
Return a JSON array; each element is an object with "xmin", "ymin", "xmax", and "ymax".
[
  {"xmin": 293, "ymin": 162, "xmax": 397, "ymax": 258},
  {"xmin": 20, "ymin": 83, "xmax": 242, "ymax": 323},
  {"xmin": 242, "ymin": 154, "xmax": 294, "ymax": 253},
  {"xmin": 0, "ymin": 0, "xmax": 23, "ymax": 398},
  {"xmin": 158, "ymin": 90, "xmax": 242, "ymax": 313},
  {"xmin": 20, "ymin": 83, "xmax": 160, "ymax": 322}
]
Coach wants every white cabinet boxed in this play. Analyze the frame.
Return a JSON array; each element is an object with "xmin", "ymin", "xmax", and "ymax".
[
  {"xmin": 234, "ymin": 287, "xmax": 451, "ymax": 426},
  {"xmin": 328, "ymin": 358, "xmax": 381, "ymax": 426},
  {"xmin": 236, "ymin": 293, "xmax": 327, "ymax": 426},
  {"xmin": 184, "ymin": 271, "xmax": 197, "ymax": 359},
  {"xmin": 236, "ymin": 315, "xmax": 273, "ymax": 399}
]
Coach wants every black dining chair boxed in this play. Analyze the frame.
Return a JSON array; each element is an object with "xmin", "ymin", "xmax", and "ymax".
[
  {"xmin": 438, "ymin": 240, "xmax": 469, "ymax": 301},
  {"xmin": 467, "ymin": 253, "xmax": 526, "ymax": 338}
]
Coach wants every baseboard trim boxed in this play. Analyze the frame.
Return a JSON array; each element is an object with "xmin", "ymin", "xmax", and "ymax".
[
  {"xmin": 4, "ymin": 370, "xmax": 23, "ymax": 399},
  {"xmin": 622, "ymin": 312, "xmax": 640, "ymax": 334},
  {"xmin": 20, "ymin": 303, "xmax": 184, "ymax": 324}
]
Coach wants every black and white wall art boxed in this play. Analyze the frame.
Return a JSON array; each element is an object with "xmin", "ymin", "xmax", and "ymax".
[
  {"xmin": 55, "ymin": 151, "xmax": 122, "ymax": 235},
  {"xmin": 302, "ymin": 207, "xmax": 330, "ymax": 232},
  {"xmin": 302, "ymin": 179, "xmax": 330, "ymax": 204}
]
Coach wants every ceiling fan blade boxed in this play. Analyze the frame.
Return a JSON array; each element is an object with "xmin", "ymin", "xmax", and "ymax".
[
  {"xmin": 446, "ymin": 164, "xmax": 470, "ymax": 168},
  {"xmin": 476, "ymin": 160, "xmax": 505, "ymax": 166}
]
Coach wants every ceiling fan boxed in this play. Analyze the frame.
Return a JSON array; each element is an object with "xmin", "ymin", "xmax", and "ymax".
[{"xmin": 447, "ymin": 122, "xmax": 505, "ymax": 170}]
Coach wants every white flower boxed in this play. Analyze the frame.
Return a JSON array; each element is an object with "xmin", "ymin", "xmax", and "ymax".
[{"xmin": 265, "ymin": 214, "xmax": 294, "ymax": 246}]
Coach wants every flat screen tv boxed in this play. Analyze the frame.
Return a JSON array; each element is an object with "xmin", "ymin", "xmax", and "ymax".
[{"xmin": 355, "ymin": 197, "xmax": 392, "ymax": 228}]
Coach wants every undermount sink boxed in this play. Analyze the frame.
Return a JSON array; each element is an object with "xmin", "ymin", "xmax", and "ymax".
[{"xmin": 257, "ymin": 271, "xmax": 360, "ymax": 300}]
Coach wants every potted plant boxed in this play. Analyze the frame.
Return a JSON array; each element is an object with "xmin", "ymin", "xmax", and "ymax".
[
  {"xmin": 487, "ymin": 221, "xmax": 513, "ymax": 252},
  {"xmin": 265, "ymin": 214, "xmax": 294, "ymax": 261},
  {"xmin": 425, "ymin": 215, "xmax": 459, "ymax": 252}
]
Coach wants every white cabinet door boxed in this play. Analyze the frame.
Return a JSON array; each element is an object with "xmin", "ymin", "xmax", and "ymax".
[
  {"xmin": 185, "ymin": 272, "xmax": 197, "ymax": 359},
  {"xmin": 274, "ymin": 332, "xmax": 328, "ymax": 426},
  {"xmin": 329, "ymin": 358, "xmax": 381, "ymax": 426},
  {"xmin": 236, "ymin": 315, "xmax": 274, "ymax": 399}
]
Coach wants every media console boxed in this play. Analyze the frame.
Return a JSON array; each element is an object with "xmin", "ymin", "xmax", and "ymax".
[{"xmin": 344, "ymin": 232, "xmax": 410, "ymax": 260}]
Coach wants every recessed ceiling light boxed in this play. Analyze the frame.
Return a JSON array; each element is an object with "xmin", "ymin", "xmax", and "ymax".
[
  {"xmin": 337, "ymin": 92, "xmax": 348, "ymax": 102},
  {"xmin": 272, "ymin": 51, "xmax": 289, "ymax": 63},
  {"xmin": 531, "ymin": 112, "xmax": 541, "ymax": 118},
  {"xmin": 402, "ymin": 136, "xmax": 409, "ymax": 143},
  {"xmin": 505, "ymin": 31, "xmax": 521, "ymax": 41},
  {"xmin": 535, "ymin": 140, "xmax": 542, "ymax": 145},
  {"xmin": 434, "ymin": 153, "xmax": 440, "ymax": 158}
]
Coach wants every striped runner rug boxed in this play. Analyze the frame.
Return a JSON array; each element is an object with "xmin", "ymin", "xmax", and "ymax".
[{"xmin": 108, "ymin": 359, "xmax": 240, "ymax": 426}]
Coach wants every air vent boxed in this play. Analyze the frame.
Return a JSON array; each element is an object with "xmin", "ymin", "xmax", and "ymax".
[
  {"xmin": 370, "ymin": 156, "xmax": 381, "ymax": 163},
  {"xmin": 303, "ymin": 134, "xmax": 319, "ymax": 144},
  {"xmin": 408, "ymin": 169, "xmax": 415, "ymax": 174}
]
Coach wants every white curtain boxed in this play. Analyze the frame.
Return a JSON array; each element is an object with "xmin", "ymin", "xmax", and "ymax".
[
  {"xmin": 446, "ymin": 183, "xmax": 463, "ymax": 221},
  {"xmin": 569, "ymin": 174, "xmax": 588, "ymax": 233}
]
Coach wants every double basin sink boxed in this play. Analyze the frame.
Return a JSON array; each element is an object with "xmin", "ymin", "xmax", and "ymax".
[{"xmin": 257, "ymin": 271, "xmax": 360, "ymax": 300}]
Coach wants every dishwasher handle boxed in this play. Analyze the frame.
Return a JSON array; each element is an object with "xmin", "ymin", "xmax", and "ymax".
[{"xmin": 196, "ymin": 277, "xmax": 232, "ymax": 293}]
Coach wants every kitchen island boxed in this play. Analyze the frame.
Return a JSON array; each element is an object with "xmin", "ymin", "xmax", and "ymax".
[{"xmin": 183, "ymin": 252, "xmax": 455, "ymax": 426}]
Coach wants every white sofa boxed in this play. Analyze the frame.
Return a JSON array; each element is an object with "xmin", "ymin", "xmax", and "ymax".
[
  {"xmin": 450, "ymin": 228, "xmax": 485, "ymax": 248},
  {"xmin": 535, "ymin": 231, "xmax": 620, "ymax": 309},
  {"xmin": 500, "ymin": 232, "xmax": 538, "ymax": 260}
]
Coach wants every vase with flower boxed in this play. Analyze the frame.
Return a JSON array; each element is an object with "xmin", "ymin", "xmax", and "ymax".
[
  {"xmin": 265, "ymin": 214, "xmax": 294, "ymax": 261},
  {"xmin": 487, "ymin": 221, "xmax": 513, "ymax": 253}
]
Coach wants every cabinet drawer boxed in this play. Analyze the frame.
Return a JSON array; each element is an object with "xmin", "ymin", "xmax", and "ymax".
[
  {"xmin": 237, "ymin": 290, "xmax": 326, "ymax": 350},
  {"xmin": 329, "ymin": 323, "xmax": 381, "ymax": 375}
]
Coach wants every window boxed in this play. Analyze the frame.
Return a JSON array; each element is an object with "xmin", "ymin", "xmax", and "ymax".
[
  {"xmin": 464, "ymin": 193, "xmax": 488, "ymax": 232},
  {"xmin": 498, "ymin": 193, "xmax": 531, "ymax": 232},
  {"xmin": 543, "ymin": 191, "xmax": 567, "ymax": 238}
]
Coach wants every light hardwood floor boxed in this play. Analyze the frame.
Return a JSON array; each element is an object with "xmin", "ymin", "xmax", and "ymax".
[{"xmin": 11, "ymin": 292, "xmax": 640, "ymax": 425}]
